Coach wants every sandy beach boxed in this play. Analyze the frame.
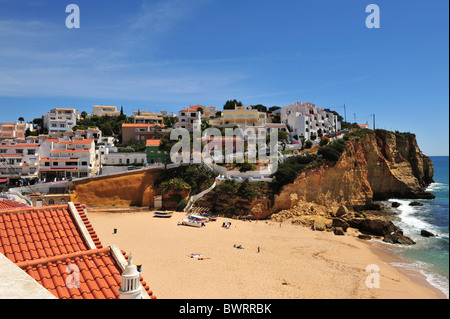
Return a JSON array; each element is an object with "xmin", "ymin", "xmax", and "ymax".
[{"xmin": 87, "ymin": 209, "xmax": 445, "ymax": 299}]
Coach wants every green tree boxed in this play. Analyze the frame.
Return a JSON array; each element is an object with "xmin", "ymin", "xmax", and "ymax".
[
  {"xmin": 18, "ymin": 117, "xmax": 24, "ymax": 123},
  {"xmin": 223, "ymin": 99, "xmax": 243, "ymax": 110}
]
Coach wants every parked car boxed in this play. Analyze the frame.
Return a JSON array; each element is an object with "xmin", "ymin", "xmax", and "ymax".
[{"xmin": 340, "ymin": 129, "xmax": 350, "ymax": 133}]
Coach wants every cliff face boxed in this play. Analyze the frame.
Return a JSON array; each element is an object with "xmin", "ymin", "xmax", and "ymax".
[
  {"xmin": 70, "ymin": 169, "xmax": 162, "ymax": 207},
  {"xmin": 271, "ymin": 130, "xmax": 434, "ymax": 214}
]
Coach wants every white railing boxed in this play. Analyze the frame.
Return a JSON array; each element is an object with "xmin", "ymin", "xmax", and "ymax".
[{"xmin": 184, "ymin": 178, "xmax": 221, "ymax": 212}]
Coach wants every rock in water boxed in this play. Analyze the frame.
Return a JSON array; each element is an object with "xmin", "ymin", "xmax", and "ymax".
[
  {"xmin": 391, "ymin": 202, "xmax": 401, "ymax": 208},
  {"xmin": 358, "ymin": 234, "xmax": 372, "ymax": 240},
  {"xmin": 334, "ymin": 227, "xmax": 345, "ymax": 236},
  {"xmin": 409, "ymin": 201, "xmax": 424, "ymax": 207},
  {"xmin": 383, "ymin": 232, "xmax": 416, "ymax": 245},
  {"xmin": 420, "ymin": 229, "xmax": 435, "ymax": 237}
]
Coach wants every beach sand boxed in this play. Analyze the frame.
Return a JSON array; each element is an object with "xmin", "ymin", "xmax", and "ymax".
[{"xmin": 87, "ymin": 209, "xmax": 445, "ymax": 299}]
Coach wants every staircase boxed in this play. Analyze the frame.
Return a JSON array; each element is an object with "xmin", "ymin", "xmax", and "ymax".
[{"xmin": 184, "ymin": 178, "xmax": 221, "ymax": 213}]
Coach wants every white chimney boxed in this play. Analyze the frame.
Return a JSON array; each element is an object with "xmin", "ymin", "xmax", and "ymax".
[{"xmin": 119, "ymin": 255, "xmax": 142, "ymax": 299}]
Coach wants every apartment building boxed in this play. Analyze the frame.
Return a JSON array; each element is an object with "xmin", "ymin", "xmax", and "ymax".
[
  {"xmin": 131, "ymin": 111, "xmax": 164, "ymax": 125},
  {"xmin": 0, "ymin": 141, "xmax": 40, "ymax": 187},
  {"xmin": 121, "ymin": 123, "xmax": 167, "ymax": 145},
  {"xmin": 209, "ymin": 105, "xmax": 267, "ymax": 128},
  {"xmin": 0, "ymin": 122, "xmax": 33, "ymax": 140},
  {"xmin": 91, "ymin": 105, "xmax": 121, "ymax": 117},
  {"xmin": 175, "ymin": 107, "xmax": 202, "ymax": 132},
  {"xmin": 42, "ymin": 108, "xmax": 80, "ymax": 133},
  {"xmin": 281, "ymin": 101, "xmax": 341, "ymax": 141},
  {"xmin": 39, "ymin": 138, "xmax": 96, "ymax": 180}
]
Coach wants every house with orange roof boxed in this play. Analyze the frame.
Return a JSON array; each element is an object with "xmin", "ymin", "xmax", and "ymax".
[
  {"xmin": 175, "ymin": 105, "xmax": 202, "ymax": 132},
  {"xmin": 0, "ymin": 121, "xmax": 33, "ymax": 141},
  {"xmin": 0, "ymin": 202, "xmax": 156, "ymax": 299},
  {"xmin": 39, "ymin": 138, "xmax": 96, "ymax": 180},
  {"xmin": 358, "ymin": 123, "xmax": 370, "ymax": 129},
  {"xmin": 146, "ymin": 139, "xmax": 171, "ymax": 165}
]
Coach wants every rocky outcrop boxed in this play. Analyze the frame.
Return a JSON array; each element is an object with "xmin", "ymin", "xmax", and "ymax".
[{"xmin": 271, "ymin": 130, "xmax": 434, "ymax": 214}]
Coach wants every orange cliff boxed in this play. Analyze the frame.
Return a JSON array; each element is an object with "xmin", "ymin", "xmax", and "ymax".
[
  {"xmin": 270, "ymin": 130, "xmax": 434, "ymax": 215},
  {"xmin": 70, "ymin": 169, "xmax": 163, "ymax": 207}
]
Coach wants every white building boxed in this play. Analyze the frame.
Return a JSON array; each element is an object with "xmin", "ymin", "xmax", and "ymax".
[
  {"xmin": 281, "ymin": 101, "xmax": 341, "ymax": 141},
  {"xmin": 0, "ymin": 141, "xmax": 40, "ymax": 186},
  {"xmin": 39, "ymin": 138, "xmax": 96, "ymax": 180},
  {"xmin": 91, "ymin": 105, "xmax": 121, "ymax": 117},
  {"xmin": 175, "ymin": 106, "xmax": 202, "ymax": 132},
  {"xmin": 103, "ymin": 152, "xmax": 146, "ymax": 166},
  {"xmin": 42, "ymin": 108, "xmax": 80, "ymax": 133}
]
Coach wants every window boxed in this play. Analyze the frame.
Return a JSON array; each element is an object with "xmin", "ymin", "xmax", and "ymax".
[
  {"xmin": 53, "ymin": 162, "xmax": 58, "ymax": 166},
  {"xmin": 16, "ymin": 149, "xmax": 23, "ymax": 154},
  {"xmin": 60, "ymin": 124, "xmax": 65, "ymax": 128},
  {"xmin": 48, "ymin": 199, "xmax": 55, "ymax": 205},
  {"xmin": 45, "ymin": 162, "xmax": 50, "ymax": 166},
  {"xmin": 27, "ymin": 149, "xmax": 35, "ymax": 155},
  {"xmin": 81, "ymin": 161, "xmax": 88, "ymax": 166}
]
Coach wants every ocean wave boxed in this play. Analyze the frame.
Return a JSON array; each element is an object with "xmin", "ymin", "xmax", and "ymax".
[
  {"xmin": 426, "ymin": 182, "xmax": 449, "ymax": 192},
  {"xmin": 389, "ymin": 261, "xmax": 449, "ymax": 298},
  {"xmin": 386, "ymin": 199, "xmax": 446, "ymax": 237}
]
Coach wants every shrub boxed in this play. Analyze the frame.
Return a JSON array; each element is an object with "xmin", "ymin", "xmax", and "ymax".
[
  {"xmin": 318, "ymin": 146, "xmax": 341, "ymax": 162},
  {"xmin": 176, "ymin": 199, "xmax": 188, "ymax": 212},
  {"xmin": 319, "ymin": 137, "xmax": 329, "ymax": 147},
  {"xmin": 304, "ymin": 140, "xmax": 313, "ymax": 149},
  {"xmin": 160, "ymin": 178, "xmax": 191, "ymax": 192},
  {"xmin": 237, "ymin": 161, "xmax": 257, "ymax": 172}
]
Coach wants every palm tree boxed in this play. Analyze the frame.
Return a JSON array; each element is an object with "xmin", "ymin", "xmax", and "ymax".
[{"xmin": 18, "ymin": 117, "xmax": 24, "ymax": 123}]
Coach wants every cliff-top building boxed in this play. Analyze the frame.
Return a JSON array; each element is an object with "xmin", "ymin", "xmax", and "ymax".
[
  {"xmin": 280, "ymin": 101, "xmax": 341, "ymax": 141},
  {"xmin": 42, "ymin": 108, "xmax": 80, "ymax": 133}
]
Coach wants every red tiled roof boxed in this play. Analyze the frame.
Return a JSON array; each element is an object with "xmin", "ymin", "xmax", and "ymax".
[
  {"xmin": 17, "ymin": 247, "xmax": 155, "ymax": 299},
  {"xmin": 51, "ymin": 149, "xmax": 90, "ymax": 153},
  {"xmin": 58, "ymin": 139, "xmax": 94, "ymax": 145},
  {"xmin": 122, "ymin": 123, "xmax": 164, "ymax": 128},
  {"xmin": 0, "ymin": 202, "xmax": 155, "ymax": 299},
  {"xmin": 0, "ymin": 205, "xmax": 93, "ymax": 264},
  {"xmin": 0, "ymin": 199, "xmax": 29, "ymax": 210},
  {"xmin": 0, "ymin": 144, "xmax": 39, "ymax": 148},
  {"xmin": 146, "ymin": 139, "xmax": 161, "ymax": 147}
]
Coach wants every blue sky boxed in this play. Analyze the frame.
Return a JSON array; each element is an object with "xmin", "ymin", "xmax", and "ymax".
[{"xmin": 0, "ymin": 0, "xmax": 448, "ymax": 155}]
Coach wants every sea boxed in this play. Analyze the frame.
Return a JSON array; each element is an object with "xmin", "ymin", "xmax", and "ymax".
[{"xmin": 383, "ymin": 156, "xmax": 449, "ymax": 298}]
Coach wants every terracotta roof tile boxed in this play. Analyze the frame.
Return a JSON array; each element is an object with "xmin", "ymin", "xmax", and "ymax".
[
  {"xmin": 0, "ymin": 202, "xmax": 155, "ymax": 299},
  {"xmin": 17, "ymin": 248, "xmax": 155, "ymax": 299},
  {"xmin": 0, "ymin": 205, "xmax": 90, "ymax": 263}
]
